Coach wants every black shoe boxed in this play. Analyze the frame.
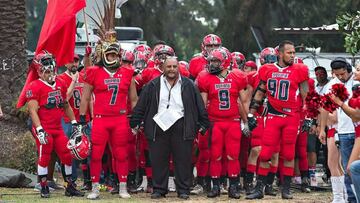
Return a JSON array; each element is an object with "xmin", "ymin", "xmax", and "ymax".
[
  {"xmin": 110, "ymin": 184, "xmax": 119, "ymax": 195},
  {"xmin": 245, "ymin": 179, "xmax": 265, "ymax": 199},
  {"xmin": 151, "ymin": 192, "xmax": 165, "ymax": 199},
  {"xmin": 281, "ymin": 176, "xmax": 293, "ymax": 199},
  {"xmin": 264, "ymin": 184, "xmax": 277, "ymax": 196},
  {"xmin": 40, "ymin": 186, "xmax": 50, "ymax": 198},
  {"xmin": 65, "ymin": 182, "xmax": 85, "ymax": 197},
  {"xmin": 228, "ymin": 184, "xmax": 241, "ymax": 199},
  {"xmin": 244, "ymin": 172, "xmax": 254, "ymax": 195},
  {"xmin": 80, "ymin": 180, "xmax": 92, "ymax": 191},
  {"xmin": 204, "ymin": 177, "xmax": 212, "ymax": 193},
  {"xmin": 178, "ymin": 193, "xmax": 190, "ymax": 200},
  {"xmin": 207, "ymin": 185, "xmax": 220, "ymax": 198},
  {"xmin": 301, "ymin": 177, "xmax": 311, "ymax": 193}
]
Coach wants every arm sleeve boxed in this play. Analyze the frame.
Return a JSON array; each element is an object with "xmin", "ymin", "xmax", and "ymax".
[
  {"xmin": 84, "ymin": 66, "xmax": 96, "ymax": 86},
  {"xmin": 26, "ymin": 82, "xmax": 39, "ymax": 102},
  {"xmin": 297, "ymin": 64, "xmax": 310, "ymax": 83},
  {"xmin": 130, "ymin": 84, "xmax": 150, "ymax": 128},
  {"xmin": 194, "ymin": 84, "xmax": 210, "ymax": 130},
  {"xmin": 195, "ymin": 73, "xmax": 209, "ymax": 93}
]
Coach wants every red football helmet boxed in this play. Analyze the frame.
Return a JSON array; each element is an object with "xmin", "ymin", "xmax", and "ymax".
[
  {"xmin": 154, "ymin": 45, "xmax": 175, "ymax": 65},
  {"xmin": 207, "ymin": 48, "xmax": 230, "ymax": 74},
  {"xmin": 260, "ymin": 47, "xmax": 278, "ymax": 65},
  {"xmin": 121, "ymin": 50, "xmax": 135, "ymax": 63},
  {"xmin": 244, "ymin": 61, "xmax": 257, "ymax": 71},
  {"xmin": 67, "ymin": 133, "xmax": 91, "ymax": 160},
  {"xmin": 179, "ymin": 61, "xmax": 189, "ymax": 70},
  {"xmin": 201, "ymin": 34, "xmax": 222, "ymax": 57},
  {"xmin": 231, "ymin": 52, "xmax": 246, "ymax": 68},
  {"xmin": 134, "ymin": 51, "xmax": 149, "ymax": 70},
  {"xmin": 134, "ymin": 44, "xmax": 152, "ymax": 58},
  {"xmin": 33, "ymin": 50, "xmax": 56, "ymax": 73},
  {"xmin": 294, "ymin": 56, "xmax": 304, "ymax": 64}
]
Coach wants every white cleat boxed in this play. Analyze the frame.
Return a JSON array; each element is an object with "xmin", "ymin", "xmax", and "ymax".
[
  {"xmin": 87, "ymin": 183, "xmax": 100, "ymax": 200},
  {"xmin": 190, "ymin": 184, "xmax": 204, "ymax": 195},
  {"xmin": 119, "ymin": 182, "xmax": 131, "ymax": 199}
]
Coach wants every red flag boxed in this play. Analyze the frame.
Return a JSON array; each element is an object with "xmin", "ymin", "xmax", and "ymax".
[{"xmin": 16, "ymin": 0, "xmax": 85, "ymax": 108}]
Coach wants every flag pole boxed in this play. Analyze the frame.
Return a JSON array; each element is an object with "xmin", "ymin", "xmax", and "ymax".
[{"xmin": 82, "ymin": 8, "xmax": 89, "ymax": 45}]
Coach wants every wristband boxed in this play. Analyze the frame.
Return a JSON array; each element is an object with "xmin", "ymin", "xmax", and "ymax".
[{"xmin": 36, "ymin": 126, "xmax": 43, "ymax": 132}]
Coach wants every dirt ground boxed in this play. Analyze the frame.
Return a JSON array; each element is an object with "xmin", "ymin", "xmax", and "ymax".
[{"xmin": 0, "ymin": 186, "xmax": 332, "ymax": 203}]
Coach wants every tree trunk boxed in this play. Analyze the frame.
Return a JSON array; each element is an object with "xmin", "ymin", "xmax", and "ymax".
[{"xmin": 0, "ymin": 0, "xmax": 27, "ymax": 116}]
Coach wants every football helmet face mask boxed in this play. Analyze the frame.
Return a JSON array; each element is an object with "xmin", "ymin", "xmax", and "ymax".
[
  {"xmin": 231, "ymin": 52, "xmax": 246, "ymax": 69},
  {"xmin": 206, "ymin": 48, "xmax": 229, "ymax": 74},
  {"xmin": 67, "ymin": 133, "xmax": 91, "ymax": 160},
  {"xmin": 102, "ymin": 42, "xmax": 121, "ymax": 69},
  {"xmin": 201, "ymin": 34, "xmax": 222, "ymax": 57},
  {"xmin": 134, "ymin": 52, "xmax": 149, "ymax": 70},
  {"xmin": 260, "ymin": 47, "xmax": 277, "ymax": 65},
  {"xmin": 154, "ymin": 45, "xmax": 175, "ymax": 66},
  {"xmin": 34, "ymin": 50, "xmax": 56, "ymax": 83}
]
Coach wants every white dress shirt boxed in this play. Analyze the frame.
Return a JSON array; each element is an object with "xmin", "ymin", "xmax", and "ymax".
[
  {"xmin": 158, "ymin": 75, "xmax": 184, "ymax": 118},
  {"xmin": 325, "ymin": 74, "xmax": 359, "ymax": 134}
]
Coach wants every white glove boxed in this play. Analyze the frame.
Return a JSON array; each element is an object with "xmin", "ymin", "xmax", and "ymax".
[
  {"xmin": 36, "ymin": 127, "xmax": 48, "ymax": 145},
  {"xmin": 241, "ymin": 121, "xmax": 251, "ymax": 137}
]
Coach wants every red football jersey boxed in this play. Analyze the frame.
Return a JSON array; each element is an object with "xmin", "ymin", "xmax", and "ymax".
[
  {"xmin": 259, "ymin": 63, "xmax": 309, "ymax": 115},
  {"xmin": 26, "ymin": 78, "xmax": 67, "ymax": 128},
  {"xmin": 136, "ymin": 67, "xmax": 162, "ymax": 89},
  {"xmin": 57, "ymin": 71, "xmax": 91, "ymax": 122},
  {"xmin": 189, "ymin": 54, "xmax": 207, "ymax": 79},
  {"xmin": 85, "ymin": 65, "xmax": 134, "ymax": 116},
  {"xmin": 196, "ymin": 69, "xmax": 247, "ymax": 121}
]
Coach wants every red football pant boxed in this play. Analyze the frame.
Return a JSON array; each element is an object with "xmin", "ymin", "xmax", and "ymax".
[
  {"xmin": 90, "ymin": 115, "xmax": 129, "ymax": 183},
  {"xmin": 296, "ymin": 128, "xmax": 308, "ymax": 172},
  {"xmin": 128, "ymin": 129, "xmax": 137, "ymax": 172},
  {"xmin": 258, "ymin": 113, "xmax": 300, "ymax": 176},
  {"xmin": 251, "ymin": 116, "xmax": 264, "ymax": 147},
  {"xmin": 196, "ymin": 132, "xmax": 210, "ymax": 177},
  {"xmin": 210, "ymin": 121, "xmax": 242, "ymax": 178},
  {"xmin": 32, "ymin": 127, "xmax": 72, "ymax": 168}
]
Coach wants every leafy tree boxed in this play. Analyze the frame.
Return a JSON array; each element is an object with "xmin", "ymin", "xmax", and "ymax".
[{"xmin": 336, "ymin": 10, "xmax": 360, "ymax": 56}]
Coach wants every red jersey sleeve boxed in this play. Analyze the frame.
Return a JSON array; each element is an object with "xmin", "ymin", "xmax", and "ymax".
[
  {"xmin": 84, "ymin": 66, "xmax": 99, "ymax": 86},
  {"xmin": 232, "ymin": 69, "xmax": 248, "ymax": 90},
  {"xmin": 195, "ymin": 70, "xmax": 209, "ymax": 92},
  {"xmin": 296, "ymin": 64, "xmax": 310, "ymax": 83},
  {"xmin": 25, "ymin": 81, "xmax": 40, "ymax": 102},
  {"xmin": 258, "ymin": 64, "xmax": 271, "ymax": 82}
]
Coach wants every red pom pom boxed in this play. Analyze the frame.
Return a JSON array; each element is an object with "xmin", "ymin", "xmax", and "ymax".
[
  {"xmin": 349, "ymin": 98, "xmax": 357, "ymax": 108},
  {"xmin": 321, "ymin": 93, "xmax": 338, "ymax": 112},
  {"xmin": 331, "ymin": 83, "xmax": 349, "ymax": 102},
  {"xmin": 304, "ymin": 90, "xmax": 321, "ymax": 118}
]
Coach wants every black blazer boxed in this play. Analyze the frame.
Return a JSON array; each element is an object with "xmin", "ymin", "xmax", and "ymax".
[{"xmin": 130, "ymin": 75, "xmax": 209, "ymax": 141}]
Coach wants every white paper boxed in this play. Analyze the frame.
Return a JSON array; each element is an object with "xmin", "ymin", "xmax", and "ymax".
[{"xmin": 153, "ymin": 109, "xmax": 182, "ymax": 131}]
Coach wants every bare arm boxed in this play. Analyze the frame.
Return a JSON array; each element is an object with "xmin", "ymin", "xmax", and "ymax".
[
  {"xmin": 238, "ymin": 89, "xmax": 249, "ymax": 122},
  {"xmin": 27, "ymin": 100, "xmax": 41, "ymax": 128},
  {"xmin": 318, "ymin": 107, "xmax": 329, "ymax": 144},
  {"xmin": 200, "ymin": 92, "xmax": 208, "ymax": 108},
  {"xmin": 79, "ymin": 83, "xmax": 94, "ymax": 116},
  {"xmin": 348, "ymin": 137, "xmax": 360, "ymax": 173},
  {"xmin": 63, "ymin": 101, "xmax": 76, "ymax": 122},
  {"xmin": 129, "ymin": 78, "xmax": 138, "ymax": 110},
  {"xmin": 66, "ymin": 72, "xmax": 79, "ymax": 101},
  {"xmin": 299, "ymin": 80, "xmax": 309, "ymax": 101},
  {"xmin": 249, "ymin": 81, "xmax": 266, "ymax": 114}
]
